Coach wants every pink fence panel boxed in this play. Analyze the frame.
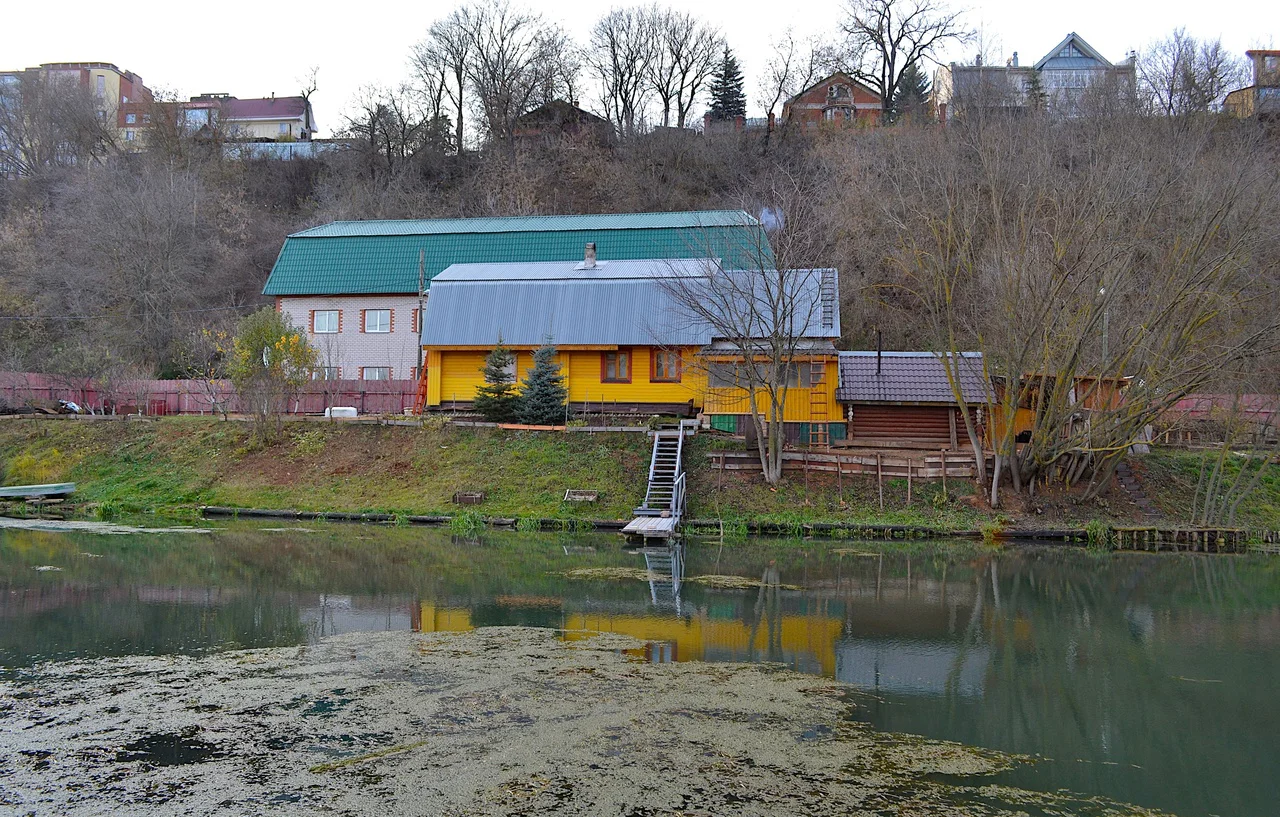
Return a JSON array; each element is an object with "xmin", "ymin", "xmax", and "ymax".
[{"xmin": 0, "ymin": 372, "xmax": 416, "ymax": 416}]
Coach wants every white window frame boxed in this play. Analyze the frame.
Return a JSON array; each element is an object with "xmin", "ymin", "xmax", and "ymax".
[
  {"xmin": 125, "ymin": 113, "xmax": 136, "ymax": 124},
  {"xmin": 364, "ymin": 309, "xmax": 391, "ymax": 333},
  {"xmin": 363, "ymin": 367, "xmax": 390, "ymax": 381},
  {"xmin": 314, "ymin": 310, "xmax": 339, "ymax": 334},
  {"xmin": 312, "ymin": 367, "xmax": 340, "ymax": 380},
  {"xmin": 278, "ymin": 122, "xmax": 290, "ymax": 134}
]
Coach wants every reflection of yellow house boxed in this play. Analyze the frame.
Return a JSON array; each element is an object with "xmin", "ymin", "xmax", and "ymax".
[
  {"xmin": 411, "ymin": 604, "xmax": 843, "ymax": 676},
  {"xmin": 413, "ymin": 604, "xmax": 474, "ymax": 633},
  {"xmin": 419, "ymin": 255, "xmax": 844, "ymax": 438},
  {"xmin": 564, "ymin": 612, "xmax": 843, "ymax": 677}
]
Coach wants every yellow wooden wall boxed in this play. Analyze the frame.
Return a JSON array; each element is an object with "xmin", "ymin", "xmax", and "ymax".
[
  {"xmin": 424, "ymin": 346, "xmax": 841, "ymax": 423},
  {"xmin": 700, "ymin": 355, "xmax": 842, "ymax": 422},
  {"xmin": 563, "ymin": 347, "xmax": 703, "ymax": 406}
]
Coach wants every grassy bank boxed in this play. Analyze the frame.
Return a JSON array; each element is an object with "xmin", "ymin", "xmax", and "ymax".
[
  {"xmin": 1139, "ymin": 448, "xmax": 1280, "ymax": 530},
  {"xmin": 1, "ymin": 416, "xmax": 1275, "ymax": 533}
]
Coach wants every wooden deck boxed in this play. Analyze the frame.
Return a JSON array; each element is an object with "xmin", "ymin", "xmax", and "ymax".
[{"xmin": 622, "ymin": 515, "xmax": 679, "ymax": 538}]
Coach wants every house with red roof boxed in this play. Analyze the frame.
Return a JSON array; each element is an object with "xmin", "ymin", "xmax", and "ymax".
[{"xmin": 183, "ymin": 92, "xmax": 316, "ymax": 141}]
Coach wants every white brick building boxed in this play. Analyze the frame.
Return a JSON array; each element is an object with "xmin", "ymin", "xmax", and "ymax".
[{"xmin": 275, "ymin": 295, "xmax": 423, "ymax": 381}]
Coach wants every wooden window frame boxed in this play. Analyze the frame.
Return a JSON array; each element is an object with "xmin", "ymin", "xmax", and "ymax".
[
  {"xmin": 601, "ymin": 349, "xmax": 632, "ymax": 383},
  {"xmin": 650, "ymin": 350, "xmax": 682, "ymax": 383}
]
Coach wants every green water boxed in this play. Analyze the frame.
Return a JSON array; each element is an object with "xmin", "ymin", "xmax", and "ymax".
[{"xmin": 1, "ymin": 523, "xmax": 1277, "ymax": 816}]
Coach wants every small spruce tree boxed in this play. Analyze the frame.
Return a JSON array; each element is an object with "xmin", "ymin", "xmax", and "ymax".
[
  {"xmin": 890, "ymin": 63, "xmax": 932, "ymax": 123},
  {"xmin": 518, "ymin": 343, "xmax": 568, "ymax": 426},
  {"xmin": 1025, "ymin": 71, "xmax": 1048, "ymax": 113},
  {"xmin": 473, "ymin": 340, "xmax": 520, "ymax": 422},
  {"xmin": 707, "ymin": 48, "xmax": 747, "ymax": 121}
]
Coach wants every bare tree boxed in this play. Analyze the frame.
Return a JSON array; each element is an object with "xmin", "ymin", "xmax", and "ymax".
[
  {"xmin": 415, "ymin": 6, "xmax": 475, "ymax": 153},
  {"xmin": 839, "ymin": 0, "xmax": 969, "ymax": 124},
  {"xmin": 648, "ymin": 8, "xmax": 721, "ymax": 129},
  {"xmin": 0, "ymin": 69, "xmax": 119, "ymax": 176},
  {"xmin": 589, "ymin": 8, "xmax": 657, "ymax": 138},
  {"xmin": 661, "ymin": 176, "xmax": 835, "ymax": 484},
  {"xmin": 465, "ymin": 0, "xmax": 563, "ymax": 155},
  {"xmin": 758, "ymin": 30, "xmax": 828, "ymax": 122},
  {"xmin": 861, "ymin": 115, "xmax": 1280, "ymax": 506},
  {"xmin": 1140, "ymin": 28, "xmax": 1247, "ymax": 115},
  {"xmin": 340, "ymin": 85, "xmax": 434, "ymax": 180}
]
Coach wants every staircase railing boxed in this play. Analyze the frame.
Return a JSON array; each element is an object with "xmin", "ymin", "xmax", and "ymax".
[{"xmin": 671, "ymin": 472, "xmax": 686, "ymax": 520}]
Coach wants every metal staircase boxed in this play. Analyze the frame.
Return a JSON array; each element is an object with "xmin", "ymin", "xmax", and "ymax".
[
  {"xmin": 641, "ymin": 543, "xmax": 684, "ymax": 613},
  {"xmin": 622, "ymin": 428, "xmax": 688, "ymax": 539}
]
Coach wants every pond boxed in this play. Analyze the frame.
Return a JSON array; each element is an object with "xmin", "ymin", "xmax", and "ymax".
[{"xmin": 1, "ymin": 522, "xmax": 1277, "ymax": 817}]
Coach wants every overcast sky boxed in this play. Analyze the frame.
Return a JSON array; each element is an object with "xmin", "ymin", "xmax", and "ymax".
[{"xmin": 6, "ymin": 0, "xmax": 1276, "ymax": 136}]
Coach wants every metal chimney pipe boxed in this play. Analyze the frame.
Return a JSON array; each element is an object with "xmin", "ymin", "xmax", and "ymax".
[
  {"xmin": 876, "ymin": 329, "xmax": 882, "ymax": 375},
  {"xmin": 584, "ymin": 242, "xmax": 597, "ymax": 269}
]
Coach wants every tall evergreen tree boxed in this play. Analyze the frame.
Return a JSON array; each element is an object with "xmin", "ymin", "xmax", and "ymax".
[
  {"xmin": 1025, "ymin": 71, "xmax": 1049, "ymax": 113},
  {"xmin": 472, "ymin": 340, "xmax": 520, "ymax": 422},
  {"xmin": 890, "ymin": 63, "xmax": 931, "ymax": 123},
  {"xmin": 518, "ymin": 343, "xmax": 568, "ymax": 425},
  {"xmin": 707, "ymin": 48, "xmax": 747, "ymax": 121}
]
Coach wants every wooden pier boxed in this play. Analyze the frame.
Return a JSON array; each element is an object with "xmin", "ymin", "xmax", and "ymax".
[{"xmin": 624, "ymin": 428, "xmax": 690, "ymax": 540}]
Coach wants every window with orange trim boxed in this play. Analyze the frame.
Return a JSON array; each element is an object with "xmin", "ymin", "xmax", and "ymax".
[
  {"xmin": 601, "ymin": 349, "xmax": 631, "ymax": 383},
  {"xmin": 651, "ymin": 350, "xmax": 681, "ymax": 382}
]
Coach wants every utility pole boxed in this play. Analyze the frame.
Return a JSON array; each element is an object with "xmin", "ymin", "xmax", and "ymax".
[
  {"xmin": 1099, "ymin": 286, "xmax": 1109, "ymax": 366},
  {"xmin": 417, "ymin": 248, "xmax": 426, "ymax": 376}
]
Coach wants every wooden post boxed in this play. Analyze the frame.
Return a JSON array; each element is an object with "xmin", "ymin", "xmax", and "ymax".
[
  {"xmin": 877, "ymin": 453, "xmax": 884, "ymax": 510},
  {"xmin": 907, "ymin": 460, "xmax": 913, "ymax": 505},
  {"xmin": 949, "ymin": 409, "xmax": 959, "ymax": 449},
  {"xmin": 940, "ymin": 449, "xmax": 947, "ymax": 495},
  {"xmin": 837, "ymin": 453, "xmax": 843, "ymax": 504}
]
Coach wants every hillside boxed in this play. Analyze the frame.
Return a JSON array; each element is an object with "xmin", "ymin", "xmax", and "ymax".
[{"xmin": 3, "ymin": 416, "xmax": 1254, "ymax": 533}]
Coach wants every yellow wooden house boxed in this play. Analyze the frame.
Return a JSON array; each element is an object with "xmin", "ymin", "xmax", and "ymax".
[{"xmin": 417, "ymin": 255, "xmax": 844, "ymax": 441}]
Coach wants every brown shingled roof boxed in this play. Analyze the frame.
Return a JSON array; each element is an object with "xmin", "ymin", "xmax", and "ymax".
[
  {"xmin": 836, "ymin": 352, "xmax": 988, "ymax": 404},
  {"xmin": 222, "ymin": 96, "xmax": 308, "ymax": 120}
]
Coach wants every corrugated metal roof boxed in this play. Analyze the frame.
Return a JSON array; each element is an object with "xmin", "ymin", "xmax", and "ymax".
[
  {"xmin": 421, "ymin": 263, "xmax": 839, "ymax": 348},
  {"xmin": 836, "ymin": 352, "xmax": 988, "ymax": 404},
  {"xmin": 421, "ymin": 279, "xmax": 712, "ymax": 347},
  {"xmin": 291, "ymin": 210, "xmax": 758, "ymax": 238},
  {"xmin": 263, "ymin": 212, "xmax": 769, "ymax": 296}
]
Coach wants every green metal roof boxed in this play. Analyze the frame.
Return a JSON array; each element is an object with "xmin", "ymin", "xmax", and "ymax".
[{"xmin": 263, "ymin": 211, "xmax": 769, "ymax": 296}]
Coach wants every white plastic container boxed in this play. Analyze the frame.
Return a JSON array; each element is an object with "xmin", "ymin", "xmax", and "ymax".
[{"xmin": 324, "ymin": 407, "xmax": 358, "ymax": 418}]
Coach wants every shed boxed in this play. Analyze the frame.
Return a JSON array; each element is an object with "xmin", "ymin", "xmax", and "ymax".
[{"xmin": 836, "ymin": 352, "xmax": 988, "ymax": 447}]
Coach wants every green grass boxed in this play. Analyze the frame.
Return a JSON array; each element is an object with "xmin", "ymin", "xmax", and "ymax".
[
  {"xmin": 1141, "ymin": 448, "xmax": 1280, "ymax": 529},
  {"xmin": 7, "ymin": 418, "xmax": 1246, "ymax": 533},
  {"xmin": 0, "ymin": 417, "xmax": 652, "ymax": 521}
]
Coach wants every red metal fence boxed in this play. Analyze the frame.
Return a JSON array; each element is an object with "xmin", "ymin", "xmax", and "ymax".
[{"xmin": 0, "ymin": 372, "xmax": 416, "ymax": 416}]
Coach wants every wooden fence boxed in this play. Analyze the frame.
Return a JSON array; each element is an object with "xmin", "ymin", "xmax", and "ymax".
[
  {"xmin": 707, "ymin": 449, "xmax": 991, "ymax": 480},
  {"xmin": 0, "ymin": 372, "xmax": 416, "ymax": 416}
]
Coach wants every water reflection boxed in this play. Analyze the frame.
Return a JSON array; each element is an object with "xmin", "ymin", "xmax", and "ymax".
[{"xmin": 2, "ymin": 526, "xmax": 1278, "ymax": 817}]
